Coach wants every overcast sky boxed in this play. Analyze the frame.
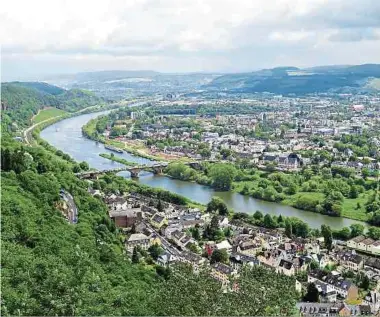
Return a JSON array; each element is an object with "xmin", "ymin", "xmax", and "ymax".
[{"xmin": 1, "ymin": 0, "xmax": 380, "ymax": 81}]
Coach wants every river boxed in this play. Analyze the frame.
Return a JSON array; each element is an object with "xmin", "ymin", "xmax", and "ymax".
[{"xmin": 41, "ymin": 110, "xmax": 368, "ymax": 230}]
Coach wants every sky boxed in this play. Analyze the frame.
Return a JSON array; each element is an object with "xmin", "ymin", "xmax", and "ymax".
[{"xmin": 1, "ymin": 0, "xmax": 380, "ymax": 81}]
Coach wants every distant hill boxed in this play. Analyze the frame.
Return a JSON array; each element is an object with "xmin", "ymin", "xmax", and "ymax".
[
  {"xmin": 205, "ymin": 64, "xmax": 380, "ymax": 95},
  {"xmin": 47, "ymin": 70, "xmax": 161, "ymax": 83},
  {"xmin": 10, "ymin": 81, "xmax": 66, "ymax": 95},
  {"xmin": 1, "ymin": 82, "xmax": 103, "ymax": 130}
]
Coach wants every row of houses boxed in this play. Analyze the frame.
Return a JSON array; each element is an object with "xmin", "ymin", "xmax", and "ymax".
[
  {"xmin": 101, "ymin": 191, "xmax": 380, "ymax": 311},
  {"xmin": 308, "ymin": 270, "xmax": 359, "ymax": 301},
  {"xmin": 347, "ymin": 236, "xmax": 380, "ymax": 256},
  {"xmin": 297, "ymin": 302, "xmax": 372, "ymax": 317}
]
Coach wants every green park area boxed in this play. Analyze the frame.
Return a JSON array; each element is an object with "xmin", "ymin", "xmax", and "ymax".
[{"xmin": 32, "ymin": 108, "xmax": 67, "ymax": 124}]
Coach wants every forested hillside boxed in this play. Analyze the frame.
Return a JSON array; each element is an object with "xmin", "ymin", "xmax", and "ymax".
[
  {"xmin": 205, "ymin": 64, "xmax": 380, "ymax": 95},
  {"xmin": 1, "ymin": 82, "xmax": 103, "ymax": 131},
  {"xmin": 1, "ymin": 135, "xmax": 299, "ymax": 316},
  {"xmin": 1, "ymin": 86, "xmax": 299, "ymax": 316}
]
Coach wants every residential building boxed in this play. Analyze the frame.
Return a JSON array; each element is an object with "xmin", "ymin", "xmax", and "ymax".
[
  {"xmin": 109, "ymin": 208, "xmax": 142, "ymax": 228},
  {"xmin": 313, "ymin": 281, "xmax": 337, "ymax": 303},
  {"xmin": 216, "ymin": 240, "xmax": 232, "ymax": 253},
  {"xmin": 370, "ymin": 241, "xmax": 380, "ymax": 256},
  {"xmin": 157, "ymin": 252, "xmax": 178, "ymax": 267},
  {"xmin": 126, "ymin": 233, "xmax": 150, "ymax": 252},
  {"xmin": 210, "ymin": 263, "xmax": 237, "ymax": 287},
  {"xmin": 347, "ymin": 236, "xmax": 380, "ymax": 255},
  {"xmin": 180, "ymin": 251, "xmax": 205, "ymax": 271},
  {"xmin": 229, "ymin": 253, "xmax": 260, "ymax": 270},
  {"xmin": 150, "ymin": 213, "xmax": 167, "ymax": 229},
  {"xmin": 237, "ymin": 240, "xmax": 262, "ymax": 256},
  {"xmin": 296, "ymin": 302, "xmax": 371, "ymax": 317},
  {"xmin": 308, "ymin": 270, "xmax": 359, "ymax": 300},
  {"xmin": 347, "ymin": 235, "xmax": 366, "ymax": 250},
  {"xmin": 336, "ymin": 251, "xmax": 364, "ymax": 272},
  {"xmin": 277, "ymin": 259, "xmax": 295, "ymax": 276},
  {"xmin": 363, "ymin": 291, "xmax": 380, "ymax": 313},
  {"xmin": 358, "ymin": 238, "xmax": 375, "ymax": 253}
]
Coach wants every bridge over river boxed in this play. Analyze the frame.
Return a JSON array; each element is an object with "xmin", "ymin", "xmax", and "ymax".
[
  {"xmin": 42, "ymin": 110, "xmax": 368, "ymax": 230},
  {"xmin": 75, "ymin": 160, "xmax": 217, "ymax": 179},
  {"xmin": 76, "ymin": 162, "xmax": 169, "ymax": 178}
]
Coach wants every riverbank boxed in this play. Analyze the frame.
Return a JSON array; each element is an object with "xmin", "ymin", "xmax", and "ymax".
[
  {"xmin": 93, "ymin": 128, "xmax": 369, "ymax": 223},
  {"xmin": 41, "ymin": 109, "xmax": 371, "ymax": 230},
  {"xmin": 82, "ymin": 115, "xmax": 196, "ymax": 163},
  {"xmin": 26, "ymin": 102, "xmax": 127, "ymax": 145},
  {"xmin": 82, "ymin": 117, "xmax": 164, "ymax": 162},
  {"xmin": 163, "ymin": 162, "xmax": 371, "ymax": 223},
  {"xmin": 99, "ymin": 153, "xmax": 137, "ymax": 166}
]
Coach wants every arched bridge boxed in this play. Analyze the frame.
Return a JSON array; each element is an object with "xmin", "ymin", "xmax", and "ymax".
[
  {"xmin": 76, "ymin": 162, "xmax": 169, "ymax": 179},
  {"xmin": 75, "ymin": 159, "xmax": 218, "ymax": 179}
]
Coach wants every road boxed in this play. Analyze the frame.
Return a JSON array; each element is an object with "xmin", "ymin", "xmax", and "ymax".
[
  {"xmin": 24, "ymin": 115, "xmax": 65, "ymax": 144},
  {"xmin": 144, "ymin": 221, "xmax": 182, "ymax": 257},
  {"xmin": 60, "ymin": 190, "xmax": 78, "ymax": 224}
]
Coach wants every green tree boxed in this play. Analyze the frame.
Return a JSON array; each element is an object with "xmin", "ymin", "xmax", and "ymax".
[
  {"xmin": 79, "ymin": 161, "xmax": 89, "ymax": 171},
  {"xmin": 360, "ymin": 274, "xmax": 370, "ymax": 290},
  {"xmin": 362, "ymin": 168, "xmax": 371, "ymax": 179},
  {"xmin": 368, "ymin": 227, "xmax": 380, "ymax": 240},
  {"xmin": 156, "ymin": 265, "xmax": 171, "ymax": 280},
  {"xmin": 350, "ymin": 224, "xmax": 365, "ymax": 238},
  {"xmin": 263, "ymin": 214, "xmax": 277, "ymax": 229},
  {"xmin": 191, "ymin": 227, "xmax": 201, "ymax": 240},
  {"xmin": 349, "ymin": 185, "xmax": 359, "ymax": 199},
  {"xmin": 210, "ymin": 249, "xmax": 228, "ymax": 264},
  {"xmin": 303, "ymin": 283, "xmax": 319, "ymax": 302},
  {"xmin": 335, "ymin": 227, "xmax": 351, "ymax": 240},
  {"xmin": 321, "ymin": 225, "xmax": 333, "ymax": 251},
  {"xmin": 148, "ymin": 243, "xmax": 164, "ymax": 260},
  {"xmin": 285, "ymin": 219, "xmax": 293, "ymax": 238},
  {"xmin": 157, "ymin": 199, "xmax": 164, "ymax": 213},
  {"xmin": 72, "ymin": 164, "xmax": 81, "ymax": 173},
  {"xmin": 199, "ymin": 148, "xmax": 211, "ymax": 159},
  {"xmin": 209, "ymin": 163, "xmax": 237, "ymax": 190},
  {"xmin": 223, "ymin": 226, "xmax": 233, "ymax": 238},
  {"xmin": 206, "ymin": 196, "xmax": 228, "ymax": 215},
  {"xmin": 253, "ymin": 210, "xmax": 263, "ymax": 221},
  {"xmin": 220, "ymin": 148, "xmax": 232, "ymax": 159},
  {"xmin": 132, "ymin": 246, "xmax": 140, "ymax": 263}
]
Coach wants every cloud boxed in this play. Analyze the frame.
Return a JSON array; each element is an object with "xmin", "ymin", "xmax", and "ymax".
[
  {"xmin": 328, "ymin": 28, "xmax": 380, "ymax": 42},
  {"xmin": 1, "ymin": 0, "xmax": 380, "ymax": 80}
]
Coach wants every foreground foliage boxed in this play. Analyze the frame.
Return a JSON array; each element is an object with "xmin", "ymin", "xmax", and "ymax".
[
  {"xmin": 1, "ymin": 82, "xmax": 103, "ymax": 131},
  {"xmin": 1, "ymin": 135, "xmax": 300, "ymax": 316}
]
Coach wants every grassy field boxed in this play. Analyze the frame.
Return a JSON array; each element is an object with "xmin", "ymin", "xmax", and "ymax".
[
  {"xmin": 32, "ymin": 108, "xmax": 67, "ymax": 123},
  {"xmin": 282, "ymin": 191, "xmax": 325, "ymax": 205},
  {"xmin": 99, "ymin": 153, "xmax": 136, "ymax": 166},
  {"xmin": 233, "ymin": 180, "xmax": 369, "ymax": 221},
  {"xmin": 341, "ymin": 193, "xmax": 369, "ymax": 221}
]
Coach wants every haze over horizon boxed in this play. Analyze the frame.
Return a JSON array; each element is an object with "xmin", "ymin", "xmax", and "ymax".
[{"xmin": 1, "ymin": 0, "xmax": 380, "ymax": 81}]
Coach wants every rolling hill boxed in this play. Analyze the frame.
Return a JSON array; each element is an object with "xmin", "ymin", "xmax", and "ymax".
[
  {"xmin": 204, "ymin": 64, "xmax": 380, "ymax": 95},
  {"xmin": 1, "ymin": 82, "xmax": 103, "ymax": 131}
]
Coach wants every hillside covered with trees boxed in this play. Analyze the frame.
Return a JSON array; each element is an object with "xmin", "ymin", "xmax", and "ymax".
[
  {"xmin": 1, "ymin": 82, "xmax": 103, "ymax": 132},
  {"xmin": 1, "ymin": 87, "xmax": 300, "ymax": 316},
  {"xmin": 205, "ymin": 64, "xmax": 380, "ymax": 95}
]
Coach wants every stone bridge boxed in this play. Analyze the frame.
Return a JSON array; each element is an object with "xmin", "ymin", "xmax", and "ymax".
[
  {"xmin": 75, "ymin": 162, "xmax": 169, "ymax": 179},
  {"xmin": 75, "ymin": 159, "xmax": 218, "ymax": 179}
]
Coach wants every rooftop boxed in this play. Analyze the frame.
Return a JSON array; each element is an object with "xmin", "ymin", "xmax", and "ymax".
[{"xmin": 127, "ymin": 233, "xmax": 149, "ymax": 242}]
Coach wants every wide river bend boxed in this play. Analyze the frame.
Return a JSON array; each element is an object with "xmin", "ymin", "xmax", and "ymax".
[{"xmin": 41, "ymin": 110, "xmax": 368, "ymax": 230}]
